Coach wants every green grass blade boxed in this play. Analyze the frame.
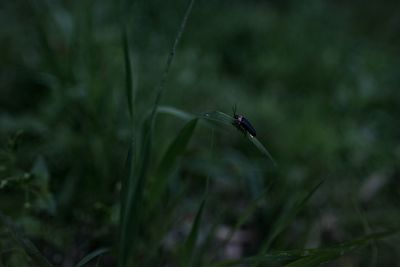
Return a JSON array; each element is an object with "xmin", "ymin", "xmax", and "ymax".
[
  {"xmin": 122, "ymin": 27, "xmax": 133, "ymax": 121},
  {"xmin": 119, "ymin": 141, "xmax": 133, "ymax": 227},
  {"xmin": 74, "ymin": 248, "xmax": 110, "ymax": 267},
  {"xmin": 201, "ymin": 111, "xmax": 233, "ymax": 126},
  {"xmin": 180, "ymin": 196, "xmax": 207, "ymax": 267},
  {"xmin": 145, "ymin": 187, "xmax": 188, "ymax": 266},
  {"xmin": 156, "ymin": 118, "xmax": 198, "ymax": 179},
  {"xmin": 353, "ymin": 203, "xmax": 378, "ymax": 267},
  {"xmin": 220, "ymin": 185, "xmax": 273, "ymax": 255},
  {"xmin": 248, "ymin": 135, "xmax": 277, "ymax": 166},
  {"xmin": 119, "ymin": 0, "xmax": 196, "ymax": 265},
  {"xmin": 201, "ymin": 111, "xmax": 276, "ymax": 164},
  {"xmin": 284, "ymin": 229, "xmax": 400, "ymax": 267},
  {"xmin": 148, "ymin": 119, "xmax": 198, "ymax": 211},
  {"xmin": 118, "ymin": 140, "xmax": 136, "ymax": 267},
  {"xmin": 284, "ymin": 251, "xmax": 340, "ymax": 267},
  {"xmin": 254, "ymin": 179, "xmax": 325, "ymax": 264},
  {"xmin": 120, "ymin": 119, "xmax": 153, "ymax": 267},
  {"xmin": 155, "ymin": 106, "xmax": 216, "ymax": 132},
  {"xmin": 119, "ymin": 25, "xmax": 135, "ymax": 267},
  {"xmin": 210, "ymin": 249, "xmax": 308, "ymax": 267},
  {"xmin": 0, "ymin": 212, "xmax": 54, "ymax": 267},
  {"xmin": 206, "ymin": 186, "xmax": 273, "ymax": 265},
  {"xmin": 158, "ymin": 106, "xmax": 196, "ymax": 121},
  {"xmin": 211, "ymin": 229, "xmax": 400, "ymax": 267},
  {"xmin": 148, "ymin": 0, "xmax": 196, "ymax": 126}
]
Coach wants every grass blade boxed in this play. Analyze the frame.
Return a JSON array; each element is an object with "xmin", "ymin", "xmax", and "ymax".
[
  {"xmin": 254, "ymin": 178, "xmax": 325, "ymax": 265},
  {"xmin": 248, "ymin": 135, "xmax": 277, "ymax": 166},
  {"xmin": 119, "ymin": 0, "xmax": 196, "ymax": 265},
  {"xmin": 150, "ymin": 0, "xmax": 196, "ymax": 111},
  {"xmin": 118, "ymin": 140, "xmax": 136, "ymax": 267},
  {"xmin": 74, "ymin": 248, "xmax": 110, "ymax": 267},
  {"xmin": 119, "ymin": 119, "xmax": 152, "ymax": 267},
  {"xmin": 219, "ymin": 185, "xmax": 273, "ymax": 256},
  {"xmin": 284, "ymin": 230, "xmax": 400, "ymax": 267},
  {"xmin": 157, "ymin": 106, "xmax": 196, "ymax": 121},
  {"xmin": 148, "ymin": 119, "xmax": 198, "ymax": 211},
  {"xmin": 156, "ymin": 118, "xmax": 198, "ymax": 180},
  {"xmin": 201, "ymin": 111, "xmax": 233, "ymax": 126},
  {"xmin": 211, "ymin": 230, "xmax": 400, "ymax": 267},
  {"xmin": 201, "ymin": 111, "xmax": 276, "ymax": 164},
  {"xmin": 284, "ymin": 252, "xmax": 339, "ymax": 267},
  {"xmin": 180, "ymin": 196, "xmax": 207, "ymax": 267},
  {"xmin": 122, "ymin": 27, "xmax": 133, "ymax": 121},
  {"xmin": 0, "ymin": 212, "xmax": 54, "ymax": 267}
]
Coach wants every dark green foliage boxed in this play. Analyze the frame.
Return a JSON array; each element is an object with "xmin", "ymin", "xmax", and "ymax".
[
  {"xmin": 1, "ymin": 0, "xmax": 400, "ymax": 266},
  {"xmin": 0, "ymin": 213, "xmax": 54, "ymax": 267},
  {"xmin": 210, "ymin": 229, "xmax": 400, "ymax": 267}
]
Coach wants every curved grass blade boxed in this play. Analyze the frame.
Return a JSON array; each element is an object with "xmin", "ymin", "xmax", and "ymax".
[
  {"xmin": 156, "ymin": 118, "xmax": 198, "ymax": 181},
  {"xmin": 218, "ymin": 185, "xmax": 273, "ymax": 257},
  {"xmin": 0, "ymin": 212, "xmax": 54, "ymax": 267},
  {"xmin": 148, "ymin": 119, "xmax": 198, "ymax": 211},
  {"xmin": 149, "ymin": 0, "xmax": 196, "ymax": 122},
  {"xmin": 122, "ymin": 27, "xmax": 134, "ymax": 121},
  {"xmin": 74, "ymin": 248, "xmax": 110, "ymax": 267},
  {"xmin": 157, "ymin": 106, "xmax": 196, "ymax": 121},
  {"xmin": 211, "ymin": 229, "xmax": 400, "ymax": 267},
  {"xmin": 145, "ymin": 187, "xmax": 188, "ymax": 266},
  {"xmin": 119, "ymin": 117, "xmax": 152, "ymax": 267},
  {"xmin": 201, "ymin": 111, "xmax": 276, "ymax": 165},
  {"xmin": 118, "ymin": 140, "xmax": 136, "ymax": 267},
  {"xmin": 201, "ymin": 111, "xmax": 233, "ymax": 126},
  {"xmin": 119, "ymin": 0, "xmax": 196, "ymax": 265},
  {"xmin": 210, "ymin": 248, "xmax": 318, "ymax": 267},
  {"xmin": 180, "ymin": 196, "xmax": 207, "ymax": 267},
  {"xmin": 284, "ymin": 252, "xmax": 340, "ymax": 267},
  {"xmin": 353, "ymin": 202, "xmax": 378, "ymax": 267},
  {"xmin": 284, "ymin": 229, "xmax": 400, "ymax": 267},
  {"xmin": 248, "ymin": 135, "xmax": 277, "ymax": 166},
  {"xmin": 253, "ymin": 179, "xmax": 325, "ymax": 267},
  {"xmin": 155, "ymin": 106, "xmax": 215, "ymax": 131}
]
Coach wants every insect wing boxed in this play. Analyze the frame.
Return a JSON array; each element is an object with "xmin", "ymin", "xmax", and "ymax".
[{"xmin": 241, "ymin": 117, "xmax": 257, "ymax": 137}]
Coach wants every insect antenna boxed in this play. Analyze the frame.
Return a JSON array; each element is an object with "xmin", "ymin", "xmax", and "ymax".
[{"xmin": 232, "ymin": 104, "xmax": 237, "ymax": 117}]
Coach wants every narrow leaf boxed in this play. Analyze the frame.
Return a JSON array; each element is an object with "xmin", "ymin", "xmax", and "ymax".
[
  {"xmin": 220, "ymin": 185, "xmax": 273, "ymax": 256},
  {"xmin": 118, "ymin": 140, "xmax": 136, "ymax": 267},
  {"xmin": 248, "ymin": 135, "xmax": 277, "ymax": 166},
  {"xmin": 119, "ymin": 0, "xmax": 196, "ymax": 265},
  {"xmin": 211, "ymin": 230, "xmax": 399, "ymax": 267},
  {"xmin": 201, "ymin": 110, "xmax": 276, "ymax": 164},
  {"xmin": 284, "ymin": 230, "xmax": 400, "ymax": 267},
  {"xmin": 255, "ymin": 179, "xmax": 325, "ymax": 264},
  {"xmin": 181, "ymin": 197, "xmax": 206, "ymax": 267},
  {"xmin": 158, "ymin": 106, "xmax": 196, "ymax": 121},
  {"xmin": 201, "ymin": 111, "xmax": 233, "ymax": 126},
  {"xmin": 148, "ymin": 119, "xmax": 198, "ymax": 211},
  {"xmin": 122, "ymin": 27, "xmax": 133, "ymax": 120},
  {"xmin": 74, "ymin": 248, "xmax": 110, "ymax": 267}
]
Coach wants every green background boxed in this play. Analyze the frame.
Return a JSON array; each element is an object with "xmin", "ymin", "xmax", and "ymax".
[{"xmin": 1, "ymin": 0, "xmax": 399, "ymax": 266}]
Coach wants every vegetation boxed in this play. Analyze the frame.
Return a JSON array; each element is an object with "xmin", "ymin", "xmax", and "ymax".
[{"xmin": 1, "ymin": 0, "xmax": 399, "ymax": 266}]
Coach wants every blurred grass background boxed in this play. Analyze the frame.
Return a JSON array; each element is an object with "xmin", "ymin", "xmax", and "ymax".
[{"xmin": 1, "ymin": 0, "xmax": 400, "ymax": 266}]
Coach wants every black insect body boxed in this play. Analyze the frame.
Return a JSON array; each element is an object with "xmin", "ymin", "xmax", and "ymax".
[{"xmin": 232, "ymin": 106, "xmax": 257, "ymax": 137}]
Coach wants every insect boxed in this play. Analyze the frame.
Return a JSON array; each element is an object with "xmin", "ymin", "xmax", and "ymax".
[{"xmin": 232, "ymin": 105, "xmax": 257, "ymax": 137}]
